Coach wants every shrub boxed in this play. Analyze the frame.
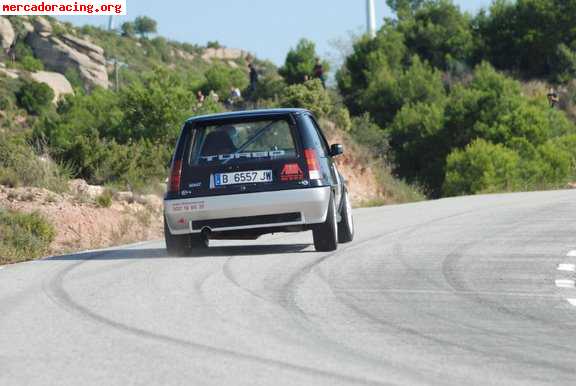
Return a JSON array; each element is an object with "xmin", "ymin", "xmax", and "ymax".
[
  {"xmin": 443, "ymin": 139, "xmax": 521, "ymax": 196},
  {"xmin": 20, "ymin": 56, "xmax": 44, "ymax": 72},
  {"xmin": 201, "ymin": 64, "xmax": 249, "ymax": 98},
  {"xmin": 16, "ymin": 81, "xmax": 54, "ymax": 114},
  {"xmin": 0, "ymin": 134, "xmax": 70, "ymax": 192},
  {"xmin": 278, "ymin": 79, "xmax": 332, "ymax": 118},
  {"xmin": 96, "ymin": 190, "xmax": 113, "ymax": 208},
  {"xmin": 0, "ymin": 210, "xmax": 56, "ymax": 264},
  {"xmin": 350, "ymin": 113, "xmax": 388, "ymax": 154}
]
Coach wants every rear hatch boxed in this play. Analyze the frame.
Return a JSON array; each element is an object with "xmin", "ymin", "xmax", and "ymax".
[{"xmin": 176, "ymin": 117, "xmax": 309, "ymax": 198}]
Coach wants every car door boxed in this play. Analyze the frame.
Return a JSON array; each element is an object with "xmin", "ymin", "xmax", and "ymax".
[{"xmin": 307, "ymin": 115, "xmax": 342, "ymax": 208}]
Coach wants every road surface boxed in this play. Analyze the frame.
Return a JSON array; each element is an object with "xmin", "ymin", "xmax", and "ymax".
[{"xmin": 1, "ymin": 190, "xmax": 576, "ymax": 385}]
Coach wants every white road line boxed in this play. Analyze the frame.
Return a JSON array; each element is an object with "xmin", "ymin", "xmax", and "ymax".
[
  {"xmin": 555, "ymin": 279, "xmax": 575, "ymax": 288},
  {"xmin": 567, "ymin": 250, "xmax": 576, "ymax": 257},
  {"xmin": 567, "ymin": 299, "xmax": 576, "ymax": 306},
  {"xmin": 557, "ymin": 263, "xmax": 576, "ymax": 272}
]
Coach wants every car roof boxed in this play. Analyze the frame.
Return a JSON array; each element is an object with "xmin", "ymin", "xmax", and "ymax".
[{"xmin": 186, "ymin": 108, "xmax": 311, "ymax": 124}]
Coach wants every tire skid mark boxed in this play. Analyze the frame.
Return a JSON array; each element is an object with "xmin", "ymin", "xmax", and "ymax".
[
  {"xmin": 310, "ymin": 204, "xmax": 576, "ymax": 377},
  {"xmin": 43, "ymin": 246, "xmax": 390, "ymax": 385}
]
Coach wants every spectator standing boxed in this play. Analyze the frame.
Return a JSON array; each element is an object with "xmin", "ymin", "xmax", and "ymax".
[
  {"xmin": 313, "ymin": 58, "xmax": 325, "ymax": 87},
  {"xmin": 248, "ymin": 62, "xmax": 259, "ymax": 93}
]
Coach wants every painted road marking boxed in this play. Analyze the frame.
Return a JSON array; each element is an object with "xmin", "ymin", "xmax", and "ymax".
[
  {"xmin": 557, "ymin": 264, "xmax": 576, "ymax": 272},
  {"xmin": 555, "ymin": 279, "xmax": 575, "ymax": 288},
  {"xmin": 567, "ymin": 299, "xmax": 576, "ymax": 306},
  {"xmin": 567, "ymin": 250, "xmax": 576, "ymax": 257}
]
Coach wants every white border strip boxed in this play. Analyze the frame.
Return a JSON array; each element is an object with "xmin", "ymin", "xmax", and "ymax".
[
  {"xmin": 555, "ymin": 279, "xmax": 575, "ymax": 288},
  {"xmin": 567, "ymin": 299, "xmax": 576, "ymax": 306},
  {"xmin": 567, "ymin": 250, "xmax": 576, "ymax": 257},
  {"xmin": 557, "ymin": 263, "xmax": 576, "ymax": 272}
]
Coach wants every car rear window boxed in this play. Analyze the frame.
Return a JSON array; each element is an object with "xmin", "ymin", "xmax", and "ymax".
[{"xmin": 187, "ymin": 119, "xmax": 298, "ymax": 166}]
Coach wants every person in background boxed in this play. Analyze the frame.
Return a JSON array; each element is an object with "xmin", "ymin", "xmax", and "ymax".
[
  {"xmin": 248, "ymin": 62, "xmax": 259, "ymax": 94},
  {"xmin": 547, "ymin": 87, "xmax": 559, "ymax": 108},
  {"xmin": 313, "ymin": 57, "xmax": 325, "ymax": 88},
  {"xmin": 209, "ymin": 90, "xmax": 219, "ymax": 102},
  {"xmin": 227, "ymin": 86, "xmax": 242, "ymax": 107},
  {"xmin": 196, "ymin": 90, "xmax": 205, "ymax": 106}
]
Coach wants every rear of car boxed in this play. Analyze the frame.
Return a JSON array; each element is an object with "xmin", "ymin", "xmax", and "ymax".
[{"xmin": 163, "ymin": 109, "xmax": 354, "ymax": 255}]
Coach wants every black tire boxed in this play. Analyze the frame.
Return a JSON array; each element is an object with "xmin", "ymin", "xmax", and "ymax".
[
  {"xmin": 313, "ymin": 194, "xmax": 338, "ymax": 252},
  {"xmin": 338, "ymin": 189, "xmax": 355, "ymax": 244},
  {"xmin": 164, "ymin": 218, "xmax": 209, "ymax": 256}
]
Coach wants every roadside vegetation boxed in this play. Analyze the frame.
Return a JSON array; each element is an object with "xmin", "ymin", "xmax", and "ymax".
[
  {"xmin": 337, "ymin": 0, "xmax": 576, "ymax": 197},
  {"xmin": 0, "ymin": 209, "xmax": 55, "ymax": 265}
]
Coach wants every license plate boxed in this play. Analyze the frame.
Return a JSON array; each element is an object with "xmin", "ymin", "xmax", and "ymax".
[{"xmin": 214, "ymin": 170, "xmax": 273, "ymax": 186}]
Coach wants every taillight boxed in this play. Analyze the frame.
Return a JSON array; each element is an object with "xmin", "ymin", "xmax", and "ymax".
[
  {"xmin": 168, "ymin": 159, "xmax": 182, "ymax": 193},
  {"xmin": 304, "ymin": 148, "xmax": 321, "ymax": 180},
  {"xmin": 281, "ymin": 163, "xmax": 304, "ymax": 181}
]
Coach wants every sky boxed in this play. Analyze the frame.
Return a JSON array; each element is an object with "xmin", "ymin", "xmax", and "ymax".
[{"xmin": 58, "ymin": 0, "xmax": 492, "ymax": 65}]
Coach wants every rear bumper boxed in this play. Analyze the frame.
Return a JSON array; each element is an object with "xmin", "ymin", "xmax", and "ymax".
[{"xmin": 164, "ymin": 187, "xmax": 331, "ymax": 235}]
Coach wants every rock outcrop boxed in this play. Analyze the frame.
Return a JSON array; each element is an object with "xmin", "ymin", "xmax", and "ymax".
[
  {"xmin": 30, "ymin": 71, "xmax": 74, "ymax": 102},
  {"xmin": 201, "ymin": 47, "xmax": 248, "ymax": 62},
  {"xmin": 32, "ymin": 17, "xmax": 52, "ymax": 37},
  {"xmin": 0, "ymin": 16, "xmax": 15, "ymax": 51},
  {"xmin": 28, "ymin": 33, "xmax": 109, "ymax": 88},
  {"xmin": 27, "ymin": 18, "xmax": 109, "ymax": 90}
]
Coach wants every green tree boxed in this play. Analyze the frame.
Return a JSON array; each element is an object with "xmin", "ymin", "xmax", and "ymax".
[
  {"xmin": 133, "ymin": 16, "xmax": 157, "ymax": 39},
  {"xmin": 476, "ymin": 0, "xmax": 576, "ymax": 80},
  {"xmin": 337, "ymin": 26, "xmax": 407, "ymax": 115},
  {"xmin": 279, "ymin": 39, "xmax": 329, "ymax": 85},
  {"xmin": 399, "ymin": 0, "xmax": 474, "ymax": 70},
  {"xmin": 16, "ymin": 81, "xmax": 53, "ymax": 115},
  {"xmin": 363, "ymin": 55, "xmax": 446, "ymax": 126},
  {"xmin": 121, "ymin": 22, "xmax": 135, "ymax": 38},
  {"xmin": 387, "ymin": 0, "xmax": 425, "ymax": 19}
]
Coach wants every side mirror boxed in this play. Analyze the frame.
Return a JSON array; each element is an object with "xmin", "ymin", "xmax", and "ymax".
[{"xmin": 330, "ymin": 144, "xmax": 344, "ymax": 157}]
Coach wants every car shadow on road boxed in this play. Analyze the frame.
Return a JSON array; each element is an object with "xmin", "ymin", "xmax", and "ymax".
[{"xmin": 48, "ymin": 243, "xmax": 313, "ymax": 261}]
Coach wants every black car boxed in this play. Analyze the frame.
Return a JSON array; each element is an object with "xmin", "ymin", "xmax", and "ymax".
[{"xmin": 164, "ymin": 108, "xmax": 354, "ymax": 255}]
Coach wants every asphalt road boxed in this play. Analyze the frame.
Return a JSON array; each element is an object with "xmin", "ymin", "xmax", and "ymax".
[{"xmin": 2, "ymin": 190, "xmax": 576, "ymax": 386}]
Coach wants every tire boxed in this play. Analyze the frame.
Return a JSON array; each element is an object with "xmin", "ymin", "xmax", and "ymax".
[
  {"xmin": 337, "ymin": 188, "xmax": 355, "ymax": 244},
  {"xmin": 313, "ymin": 193, "xmax": 338, "ymax": 252},
  {"xmin": 164, "ymin": 218, "xmax": 209, "ymax": 256}
]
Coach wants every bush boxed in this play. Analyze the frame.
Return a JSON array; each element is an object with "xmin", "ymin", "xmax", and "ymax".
[
  {"xmin": 96, "ymin": 190, "xmax": 113, "ymax": 208},
  {"xmin": 0, "ymin": 210, "xmax": 56, "ymax": 264},
  {"xmin": 16, "ymin": 81, "xmax": 54, "ymax": 114},
  {"xmin": 201, "ymin": 64, "xmax": 249, "ymax": 98},
  {"xmin": 443, "ymin": 139, "xmax": 521, "ymax": 196},
  {"xmin": 350, "ymin": 113, "xmax": 389, "ymax": 154},
  {"xmin": 278, "ymin": 79, "xmax": 332, "ymax": 118},
  {"xmin": 20, "ymin": 56, "xmax": 44, "ymax": 72},
  {"xmin": 0, "ymin": 134, "xmax": 70, "ymax": 192}
]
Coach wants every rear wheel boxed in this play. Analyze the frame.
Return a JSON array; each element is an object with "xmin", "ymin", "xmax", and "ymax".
[
  {"xmin": 313, "ymin": 194, "xmax": 338, "ymax": 252},
  {"xmin": 337, "ymin": 189, "xmax": 354, "ymax": 244},
  {"xmin": 164, "ymin": 218, "xmax": 209, "ymax": 256}
]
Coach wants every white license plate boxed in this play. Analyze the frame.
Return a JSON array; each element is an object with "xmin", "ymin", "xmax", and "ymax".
[{"xmin": 214, "ymin": 170, "xmax": 273, "ymax": 186}]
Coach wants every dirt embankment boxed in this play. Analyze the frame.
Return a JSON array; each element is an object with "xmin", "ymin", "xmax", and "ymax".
[{"xmin": 0, "ymin": 183, "xmax": 163, "ymax": 257}]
